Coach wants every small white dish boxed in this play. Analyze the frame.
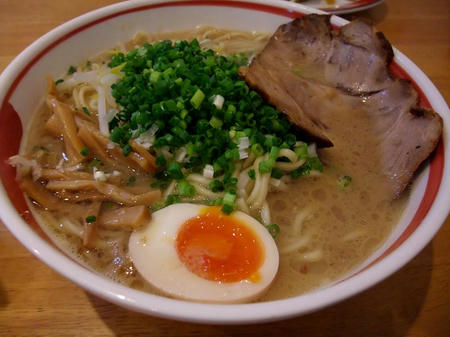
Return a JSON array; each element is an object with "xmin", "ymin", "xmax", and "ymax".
[{"xmin": 291, "ymin": 0, "xmax": 384, "ymax": 14}]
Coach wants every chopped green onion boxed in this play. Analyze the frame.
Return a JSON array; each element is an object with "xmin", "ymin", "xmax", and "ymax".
[
  {"xmin": 186, "ymin": 143, "xmax": 196, "ymax": 156},
  {"xmin": 271, "ymin": 167, "xmax": 283, "ymax": 179},
  {"xmin": 209, "ymin": 180, "xmax": 224, "ymax": 192},
  {"xmin": 149, "ymin": 200, "xmax": 165, "ymax": 212},
  {"xmin": 225, "ymin": 148, "xmax": 239, "ymax": 160},
  {"xmin": 122, "ymin": 144, "xmax": 131, "ymax": 156},
  {"xmin": 291, "ymin": 164, "xmax": 310, "ymax": 178},
  {"xmin": 180, "ymin": 109, "xmax": 189, "ymax": 119},
  {"xmin": 209, "ymin": 116, "xmax": 223, "ymax": 129},
  {"xmin": 85, "ymin": 215, "xmax": 97, "ymax": 223},
  {"xmin": 177, "ymin": 180, "xmax": 195, "ymax": 197},
  {"xmin": 67, "ymin": 65, "xmax": 77, "ymax": 75},
  {"xmin": 264, "ymin": 135, "xmax": 278, "ymax": 148},
  {"xmin": 150, "ymin": 71, "xmax": 161, "ymax": 83},
  {"xmin": 221, "ymin": 204, "xmax": 234, "ymax": 215},
  {"xmin": 207, "ymin": 197, "xmax": 223, "ymax": 206},
  {"xmin": 105, "ymin": 39, "xmax": 319, "ymax": 207},
  {"xmin": 268, "ymin": 146, "xmax": 280, "ymax": 160},
  {"xmin": 163, "ymin": 67, "xmax": 174, "ymax": 78},
  {"xmin": 259, "ymin": 153, "xmax": 277, "ymax": 174},
  {"xmin": 109, "ymin": 127, "xmax": 125, "ymax": 143},
  {"xmin": 266, "ymin": 224, "xmax": 280, "ymax": 238},
  {"xmin": 150, "ymin": 180, "xmax": 168, "ymax": 189},
  {"xmin": 294, "ymin": 143, "xmax": 308, "ymax": 159},
  {"xmin": 213, "ymin": 161, "xmax": 223, "ymax": 176},
  {"xmin": 309, "ymin": 157, "xmax": 324, "ymax": 172},
  {"xmin": 166, "ymin": 194, "xmax": 181, "ymax": 205},
  {"xmin": 156, "ymin": 153, "xmax": 167, "ymax": 166},
  {"xmin": 55, "ymin": 79, "xmax": 64, "ymax": 85},
  {"xmin": 82, "ymin": 107, "xmax": 90, "ymax": 116},
  {"xmin": 168, "ymin": 161, "xmax": 184, "ymax": 180},
  {"xmin": 251, "ymin": 143, "xmax": 264, "ymax": 157},
  {"xmin": 221, "ymin": 191, "xmax": 236, "ymax": 214},
  {"xmin": 80, "ymin": 146, "xmax": 89, "ymax": 157},
  {"xmin": 190, "ymin": 89, "xmax": 205, "ymax": 109},
  {"xmin": 290, "ymin": 156, "xmax": 324, "ymax": 178},
  {"xmin": 338, "ymin": 175, "xmax": 352, "ymax": 188},
  {"xmin": 258, "ymin": 160, "xmax": 272, "ymax": 174}
]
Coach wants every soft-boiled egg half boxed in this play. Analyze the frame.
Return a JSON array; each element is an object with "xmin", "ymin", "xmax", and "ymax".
[{"xmin": 129, "ymin": 203, "xmax": 279, "ymax": 303}]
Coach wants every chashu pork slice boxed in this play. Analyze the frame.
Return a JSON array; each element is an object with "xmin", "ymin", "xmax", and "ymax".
[{"xmin": 240, "ymin": 14, "xmax": 443, "ymax": 198}]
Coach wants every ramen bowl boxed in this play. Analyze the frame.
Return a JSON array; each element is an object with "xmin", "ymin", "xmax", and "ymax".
[{"xmin": 0, "ymin": 0, "xmax": 448, "ymax": 324}]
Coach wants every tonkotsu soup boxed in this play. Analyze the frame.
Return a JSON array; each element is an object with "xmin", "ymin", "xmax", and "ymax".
[{"xmin": 10, "ymin": 25, "xmax": 407, "ymax": 302}]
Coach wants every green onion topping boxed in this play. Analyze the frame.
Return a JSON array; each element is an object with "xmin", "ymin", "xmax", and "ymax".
[
  {"xmin": 190, "ymin": 89, "xmax": 205, "ymax": 109},
  {"xmin": 266, "ymin": 224, "xmax": 280, "ymax": 238},
  {"xmin": 80, "ymin": 146, "xmax": 89, "ymax": 157},
  {"xmin": 85, "ymin": 215, "xmax": 97, "ymax": 223},
  {"xmin": 248, "ymin": 169, "xmax": 256, "ymax": 180},
  {"xmin": 67, "ymin": 65, "xmax": 76, "ymax": 75},
  {"xmin": 105, "ymin": 39, "xmax": 324, "ymax": 215},
  {"xmin": 338, "ymin": 175, "xmax": 352, "ymax": 188}
]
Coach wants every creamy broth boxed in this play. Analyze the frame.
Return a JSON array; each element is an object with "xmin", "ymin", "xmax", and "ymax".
[
  {"xmin": 264, "ymin": 100, "xmax": 407, "ymax": 299},
  {"xmin": 18, "ymin": 26, "xmax": 406, "ymax": 301}
]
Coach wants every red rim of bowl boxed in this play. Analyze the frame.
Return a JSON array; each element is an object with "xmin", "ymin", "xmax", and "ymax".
[{"xmin": 0, "ymin": 0, "xmax": 447, "ymax": 324}]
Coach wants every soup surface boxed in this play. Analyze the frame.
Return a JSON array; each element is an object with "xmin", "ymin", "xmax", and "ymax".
[{"xmin": 15, "ymin": 26, "xmax": 406, "ymax": 301}]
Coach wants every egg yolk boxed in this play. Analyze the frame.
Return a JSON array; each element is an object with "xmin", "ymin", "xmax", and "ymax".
[{"xmin": 176, "ymin": 207, "xmax": 263, "ymax": 283}]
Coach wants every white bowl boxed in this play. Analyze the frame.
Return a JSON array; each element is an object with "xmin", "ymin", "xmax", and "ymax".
[{"xmin": 0, "ymin": 0, "xmax": 448, "ymax": 324}]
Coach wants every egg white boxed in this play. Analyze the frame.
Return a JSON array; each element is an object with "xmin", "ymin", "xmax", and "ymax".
[{"xmin": 129, "ymin": 203, "xmax": 279, "ymax": 304}]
